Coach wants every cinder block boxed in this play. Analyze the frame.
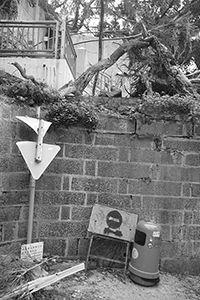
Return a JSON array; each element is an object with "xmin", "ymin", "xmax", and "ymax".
[{"xmin": 71, "ymin": 177, "xmax": 118, "ymax": 193}]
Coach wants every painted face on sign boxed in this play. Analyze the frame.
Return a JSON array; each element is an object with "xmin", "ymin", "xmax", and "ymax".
[{"xmin": 106, "ymin": 210, "xmax": 122, "ymax": 229}]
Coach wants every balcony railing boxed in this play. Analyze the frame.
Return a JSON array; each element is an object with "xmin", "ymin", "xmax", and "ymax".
[{"xmin": 0, "ymin": 20, "xmax": 76, "ymax": 77}]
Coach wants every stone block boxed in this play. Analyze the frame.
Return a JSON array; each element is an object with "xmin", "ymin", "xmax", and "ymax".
[
  {"xmin": 182, "ymin": 225, "xmax": 200, "ymax": 240},
  {"xmin": 46, "ymin": 158, "xmax": 83, "ymax": 175},
  {"xmin": 61, "ymin": 206, "xmax": 70, "ymax": 220},
  {"xmin": 36, "ymin": 175, "xmax": 62, "ymax": 190},
  {"xmin": 35, "ymin": 205, "xmax": 60, "ymax": 220},
  {"xmin": 163, "ymin": 138, "xmax": 200, "ymax": 153},
  {"xmin": 182, "ymin": 183, "xmax": 191, "ymax": 197},
  {"xmin": 114, "ymin": 135, "xmax": 152, "ymax": 148},
  {"xmin": 43, "ymin": 238, "xmax": 66, "ymax": 256},
  {"xmin": 63, "ymin": 176, "xmax": 70, "ymax": 190},
  {"xmin": 64, "ymin": 144, "xmax": 118, "ymax": 161},
  {"xmin": 182, "ymin": 167, "xmax": 200, "ymax": 182},
  {"xmin": 97, "ymin": 116, "xmax": 128, "ymax": 132},
  {"xmin": 98, "ymin": 193, "xmax": 132, "ymax": 209},
  {"xmin": 184, "ymin": 154, "xmax": 200, "ymax": 166},
  {"xmin": 193, "ymin": 211, "xmax": 200, "ymax": 224},
  {"xmin": 128, "ymin": 180, "xmax": 181, "ymax": 196},
  {"xmin": 35, "ymin": 191, "xmax": 85, "ymax": 205},
  {"xmin": 160, "ymin": 225, "xmax": 170, "ymax": 240},
  {"xmin": 153, "ymin": 165, "xmax": 182, "ymax": 182},
  {"xmin": 161, "ymin": 258, "xmax": 200, "ymax": 275},
  {"xmin": 118, "ymin": 148, "xmax": 129, "ymax": 162},
  {"xmin": 0, "ymin": 156, "xmax": 27, "ymax": 172},
  {"xmin": 184, "ymin": 211, "xmax": 193, "ymax": 225},
  {"xmin": 193, "ymin": 242, "xmax": 200, "ymax": 258},
  {"xmin": 0, "ymin": 191, "xmax": 29, "ymax": 205},
  {"xmin": 3, "ymin": 222, "xmax": 17, "ymax": 241},
  {"xmin": 118, "ymin": 179, "xmax": 128, "ymax": 194},
  {"xmin": 86, "ymin": 193, "xmax": 98, "ymax": 205},
  {"xmin": 71, "ymin": 206, "xmax": 92, "ymax": 221},
  {"xmin": 66, "ymin": 237, "xmax": 79, "ymax": 257},
  {"xmin": 18, "ymin": 220, "xmax": 38, "ymax": 239},
  {"xmin": 40, "ymin": 221, "xmax": 88, "ymax": 238},
  {"xmin": 97, "ymin": 161, "xmax": 150, "ymax": 179},
  {"xmin": 191, "ymin": 184, "xmax": 200, "ymax": 197},
  {"xmin": 85, "ymin": 160, "xmax": 96, "ymax": 176},
  {"xmin": 95, "ymin": 135, "xmax": 114, "ymax": 146},
  {"xmin": 0, "ymin": 138, "xmax": 11, "ymax": 154},
  {"xmin": 2, "ymin": 173, "xmax": 30, "ymax": 190},
  {"xmin": 71, "ymin": 177, "xmax": 118, "ymax": 193},
  {"xmin": 78, "ymin": 238, "xmax": 90, "ymax": 258},
  {"xmin": 56, "ymin": 128, "xmax": 84, "ymax": 144},
  {"xmin": 0, "ymin": 206, "xmax": 21, "ymax": 222}
]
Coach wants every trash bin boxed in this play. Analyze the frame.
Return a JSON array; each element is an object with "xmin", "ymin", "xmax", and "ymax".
[{"xmin": 129, "ymin": 220, "xmax": 161, "ymax": 286}]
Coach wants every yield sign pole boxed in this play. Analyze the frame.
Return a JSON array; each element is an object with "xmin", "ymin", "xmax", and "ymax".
[
  {"xmin": 27, "ymin": 106, "xmax": 40, "ymax": 244},
  {"xmin": 16, "ymin": 109, "xmax": 60, "ymax": 244}
]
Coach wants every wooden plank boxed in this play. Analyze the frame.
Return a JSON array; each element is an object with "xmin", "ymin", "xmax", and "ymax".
[{"xmin": 88, "ymin": 204, "xmax": 138, "ymax": 242}]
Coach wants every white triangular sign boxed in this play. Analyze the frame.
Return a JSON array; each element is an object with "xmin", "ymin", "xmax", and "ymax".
[
  {"xmin": 16, "ymin": 141, "xmax": 60, "ymax": 180},
  {"xmin": 16, "ymin": 116, "xmax": 51, "ymax": 137}
]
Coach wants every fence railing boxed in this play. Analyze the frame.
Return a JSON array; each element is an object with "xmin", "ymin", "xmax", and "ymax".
[{"xmin": 0, "ymin": 20, "xmax": 76, "ymax": 77}]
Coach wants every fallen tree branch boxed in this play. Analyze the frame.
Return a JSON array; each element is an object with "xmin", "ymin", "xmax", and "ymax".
[
  {"xmin": 0, "ymin": 262, "xmax": 85, "ymax": 300},
  {"xmin": 11, "ymin": 62, "xmax": 42, "ymax": 86},
  {"xmin": 59, "ymin": 37, "xmax": 151, "ymax": 96}
]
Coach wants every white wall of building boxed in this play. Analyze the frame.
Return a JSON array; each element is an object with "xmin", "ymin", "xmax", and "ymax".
[
  {"xmin": 17, "ymin": 0, "xmax": 45, "ymax": 21},
  {"xmin": 0, "ymin": 57, "xmax": 74, "ymax": 89},
  {"xmin": 72, "ymin": 34, "xmax": 128, "ymax": 91}
]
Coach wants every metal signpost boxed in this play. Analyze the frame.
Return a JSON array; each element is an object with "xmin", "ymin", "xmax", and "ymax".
[{"xmin": 16, "ymin": 111, "xmax": 60, "ymax": 246}]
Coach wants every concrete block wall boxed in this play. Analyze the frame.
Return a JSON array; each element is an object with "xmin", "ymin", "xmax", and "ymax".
[{"xmin": 1, "ymin": 100, "xmax": 200, "ymax": 274}]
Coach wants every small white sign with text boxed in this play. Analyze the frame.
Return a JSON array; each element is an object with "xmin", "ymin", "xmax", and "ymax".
[{"xmin": 21, "ymin": 242, "xmax": 44, "ymax": 262}]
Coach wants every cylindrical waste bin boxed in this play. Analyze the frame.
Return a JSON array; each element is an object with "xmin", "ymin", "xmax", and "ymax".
[{"xmin": 129, "ymin": 220, "xmax": 161, "ymax": 286}]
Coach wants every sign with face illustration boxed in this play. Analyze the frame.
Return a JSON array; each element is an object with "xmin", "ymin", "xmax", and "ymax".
[{"xmin": 88, "ymin": 204, "xmax": 138, "ymax": 241}]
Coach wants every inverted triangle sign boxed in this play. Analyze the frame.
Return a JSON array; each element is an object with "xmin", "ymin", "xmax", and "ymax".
[{"xmin": 17, "ymin": 141, "xmax": 60, "ymax": 180}]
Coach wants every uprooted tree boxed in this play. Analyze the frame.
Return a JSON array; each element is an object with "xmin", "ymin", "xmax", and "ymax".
[{"xmin": 1, "ymin": 0, "xmax": 200, "ymax": 131}]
